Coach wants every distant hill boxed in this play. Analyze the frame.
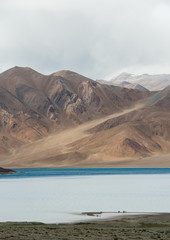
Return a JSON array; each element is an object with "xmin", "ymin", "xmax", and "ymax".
[
  {"xmin": 114, "ymin": 81, "xmax": 149, "ymax": 91},
  {"xmin": 0, "ymin": 167, "xmax": 16, "ymax": 174},
  {"xmin": 97, "ymin": 79, "xmax": 149, "ymax": 91},
  {"xmin": 110, "ymin": 72, "xmax": 170, "ymax": 91}
]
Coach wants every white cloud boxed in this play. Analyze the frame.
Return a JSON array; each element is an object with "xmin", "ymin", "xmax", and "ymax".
[{"xmin": 1, "ymin": 0, "xmax": 170, "ymax": 79}]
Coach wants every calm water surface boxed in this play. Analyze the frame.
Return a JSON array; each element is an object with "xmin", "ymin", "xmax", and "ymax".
[{"xmin": 0, "ymin": 168, "xmax": 170, "ymax": 223}]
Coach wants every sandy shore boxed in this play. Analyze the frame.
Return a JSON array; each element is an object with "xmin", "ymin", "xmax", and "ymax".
[
  {"xmin": 80, "ymin": 211, "xmax": 159, "ymax": 222},
  {"xmin": 0, "ymin": 213, "xmax": 170, "ymax": 239}
]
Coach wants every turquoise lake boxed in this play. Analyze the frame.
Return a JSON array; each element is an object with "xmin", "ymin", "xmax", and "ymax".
[{"xmin": 0, "ymin": 168, "xmax": 170, "ymax": 223}]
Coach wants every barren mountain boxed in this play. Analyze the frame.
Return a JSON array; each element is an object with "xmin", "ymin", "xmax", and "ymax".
[
  {"xmin": 0, "ymin": 67, "xmax": 149, "ymax": 151},
  {"xmin": 0, "ymin": 104, "xmax": 145, "ymax": 168},
  {"xmin": 68, "ymin": 86, "xmax": 170, "ymax": 164},
  {"xmin": 0, "ymin": 67, "xmax": 169, "ymax": 168},
  {"xmin": 118, "ymin": 82, "xmax": 149, "ymax": 91},
  {"xmin": 97, "ymin": 79, "xmax": 149, "ymax": 91},
  {"xmin": 110, "ymin": 72, "xmax": 170, "ymax": 91}
]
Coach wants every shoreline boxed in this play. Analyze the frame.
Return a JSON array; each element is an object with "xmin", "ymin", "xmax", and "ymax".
[
  {"xmin": 75, "ymin": 211, "xmax": 169, "ymax": 225},
  {"xmin": 1, "ymin": 213, "xmax": 170, "ymax": 239},
  {"xmin": 0, "ymin": 167, "xmax": 17, "ymax": 175},
  {"xmin": 8, "ymin": 166, "xmax": 170, "ymax": 169},
  {"xmin": 0, "ymin": 212, "xmax": 168, "ymax": 225},
  {"xmin": 1, "ymin": 212, "xmax": 170, "ymax": 224}
]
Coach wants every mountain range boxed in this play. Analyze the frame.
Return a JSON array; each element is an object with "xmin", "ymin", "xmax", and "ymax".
[
  {"xmin": 0, "ymin": 67, "xmax": 169, "ymax": 168},
  {"xmin": 109, "ymin": 72, "xmax": 170, "ymax": 91}
]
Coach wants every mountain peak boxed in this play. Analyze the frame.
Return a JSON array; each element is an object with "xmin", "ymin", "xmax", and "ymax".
[
  {"xmin": 112, "ymin": 72, "xmax": 133, "ymax": 82},
  {"xmin": 52, "ymin": 70, "xmax": 93, "ymax": 84},
  {"xmin": 1, "ymin": 66, "xmax": 42, "ymax": 76},
  {"xmin": 53, "ymin": 70, "xmax": 77, "ymax": 76},
  {"xmin": 110, "ymin": 72, "xmax": 170, "ymax": 91}
]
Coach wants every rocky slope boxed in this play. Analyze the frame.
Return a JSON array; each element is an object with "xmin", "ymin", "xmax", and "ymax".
[
  {"xmin": 0, "ymin": 66, "xmax": 149, "ymax": 155},
  {"xmin": 67, "ymin": 86, "xmax": 170, "ymax": 163},
  {"xmin": 0, "ymin": 67, "xmax": 169, "ymax": 167}
]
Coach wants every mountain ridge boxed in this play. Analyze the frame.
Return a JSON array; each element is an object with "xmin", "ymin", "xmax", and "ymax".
[
  {"xmin": 109, "ymin": 72, "xmax": 170, "ymax": 91},
  {"xmin": 0, "ymin": 67, "xmax": 169, "ymax": 167}
]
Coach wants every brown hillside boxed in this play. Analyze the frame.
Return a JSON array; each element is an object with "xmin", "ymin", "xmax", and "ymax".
[
  {"xmin": 0, "ymin": 67, "xmax": 169, "ymax": 168},
  {"xmin": 0, "ymin": 67, "xmax": 149, "ymax": 154},
  {"xmin": 77, "ymin": 88, "xmax": 170, "ymax": 161}
]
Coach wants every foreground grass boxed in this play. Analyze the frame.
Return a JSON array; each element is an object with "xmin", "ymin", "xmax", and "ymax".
[{"xmin": 0, "ymin": 214, "xmax": 170, "ymax": 239}]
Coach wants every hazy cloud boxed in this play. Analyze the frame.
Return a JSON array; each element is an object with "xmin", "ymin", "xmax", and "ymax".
[{"xmin": 1, "ymin": 0, "xmax": 170, "ymax": 79}]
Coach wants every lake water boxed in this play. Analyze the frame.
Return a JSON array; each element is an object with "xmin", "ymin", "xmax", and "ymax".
[{"xmin": 0, "ymin": 168, "xmax": 170, "ymax": 223}]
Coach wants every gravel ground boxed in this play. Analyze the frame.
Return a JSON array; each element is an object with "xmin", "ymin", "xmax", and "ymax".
[{"xmin": 0, "ymin": 214, "xmax": 170, "ymax": 240}]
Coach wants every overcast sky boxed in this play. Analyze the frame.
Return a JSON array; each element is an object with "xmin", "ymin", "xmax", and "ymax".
[{"xmin": 1, "ymin": 0, "xmax": 170, "ymax": 79}]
